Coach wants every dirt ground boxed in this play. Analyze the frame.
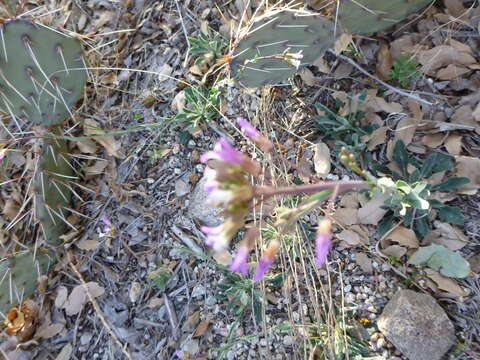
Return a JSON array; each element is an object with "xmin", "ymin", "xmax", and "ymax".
[{"xmin": 0, "ymin": 0, "xmax": 480, "ymax": 359}]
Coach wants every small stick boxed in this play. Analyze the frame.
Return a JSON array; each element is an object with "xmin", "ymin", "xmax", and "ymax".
[{"xmin": 328, "ymin": 49, "xmax": 434, "ymax": 107}]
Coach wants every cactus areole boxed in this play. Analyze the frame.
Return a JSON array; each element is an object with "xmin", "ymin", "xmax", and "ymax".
[
  {"xmin": 231, "ymin": 11, "xmax": 335, "ymax": 87},
  {"xmin": 0, "ymin": 19, "xmax": 87, "ymax": 126}
]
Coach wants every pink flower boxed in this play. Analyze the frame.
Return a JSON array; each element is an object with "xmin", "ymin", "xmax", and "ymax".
[
  {"xmin": 0, "ymin": 148, "xmax": 6, "ymax": 161},
  {"xmin": 236, "ymin": 117, "xmax": 273, "ymax": 153},
  {"xmin": 315, "ymin": 219, "xmax": 332, "ymax": 266},
  {"xmin": 201, "ymin": 138, "xmax": 243, "ymax": 166},
  {"xmin": 201, "ymin": 217, "xmax": 243, "ymax": 251},
  {"xmin": 253, "ymin": 240, "xmax": 279, "ymax": 281},
  {"xmin": 230, "ymin": 246, "xmax": 250, "ymax": 276},
  {"xmin": 237, "ymin": 117, "xmax": 260, "ymax": 138},
  {"xmin": 230, "ymin": 228, "xmax": 259, "ymax": 276}
]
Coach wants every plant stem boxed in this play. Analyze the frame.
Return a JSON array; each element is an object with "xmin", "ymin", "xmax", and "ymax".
[{"xmin": 254, "ymin": 180, "xmax": 369, "ymax": 199}]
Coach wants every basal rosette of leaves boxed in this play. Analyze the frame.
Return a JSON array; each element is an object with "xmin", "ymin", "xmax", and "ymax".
[{"xmin": 372, "ymin": 140, "xmax": 470, "ymax": 239}]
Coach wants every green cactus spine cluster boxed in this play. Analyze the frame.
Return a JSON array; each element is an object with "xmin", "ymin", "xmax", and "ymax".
[
  {"xmin": 231, "ymin": 10, "xmax": 335, "ymax": 87},
  {"xmin": 0, "ymin": 19, "xmax": 86, "ymax": 310},
  {"xmin": 337, "ymin": 0, "xmax": 433, "ymax": 35},
  {"xmin": 0, "ymin": 250, "xmax": 53, "ymax": 315}
]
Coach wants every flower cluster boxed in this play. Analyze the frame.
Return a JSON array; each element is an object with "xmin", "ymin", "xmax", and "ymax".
[{"xmin": 201, "ymin": 117, "xmax": 335, "ymax": 280}]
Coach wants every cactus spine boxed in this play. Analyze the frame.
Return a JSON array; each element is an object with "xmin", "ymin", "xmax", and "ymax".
[
  {"xmin": 231, "ymin": 10, "xmax": 335, "ymax": 87},
  {"xmin": 0, "ymin": 19, "xmax": 86, "ymax": 310}
]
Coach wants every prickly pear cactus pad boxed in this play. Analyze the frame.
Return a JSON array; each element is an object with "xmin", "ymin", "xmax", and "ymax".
[
  {"xmin": 337, "ymin": 0, "xmax": 433, "ymax": 35},
  {"xmin": 0, "ymin": 250, "xmax": 52, "ymax": 315},
  {"xmin": 231, "ymin": 10, "xmax": 335, "ymax": 87},
  {"xmin": 0, "ymin": 19, "xmax": 87, "ymax": 127},
  {"xmin": 34, "ymin": 136, "xmax": 74, "ymax": 247}
]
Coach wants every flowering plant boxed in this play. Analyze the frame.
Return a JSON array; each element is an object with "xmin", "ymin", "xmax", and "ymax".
[{"xmin": 200, "ymin": 118, "xmax": 369, "ymax": 280}]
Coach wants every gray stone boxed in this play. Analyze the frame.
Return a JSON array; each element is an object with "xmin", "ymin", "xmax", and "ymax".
[
  {"xmin": 378, "ymin": 289, "xmax": 455, "ymax": 360},
  {"xmin": 188, "ymin": 176, "xmax": 224, "ymax": 226}
]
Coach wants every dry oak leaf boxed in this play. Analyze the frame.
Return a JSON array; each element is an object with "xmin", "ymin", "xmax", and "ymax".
[
  {"xmin": 337, "ymin": 229, "xmax": 362, "ymax": 247},
  {"xmin": 76, "ymin": 138, "xmax": 97, "ymax": 154},
  {"xmin": 385, "ymin": 226, "xmax": 419, "ymax": 248},
  {"xmin": 425, "ymin": 268, "xmax": 465, "ymax": 297},
  {"xmin": 357, "ymin": 192, "xmax": 389, "ymax": 225},
  {"xmin": 455, "ymin": 155, "xmax": 480, "ymax": 194},
  {"xmin": 363, "ymin": 126, "xmax": 388, "ymax": 151},
  {"xmin": 332, "ymin": 208, "xmax": 358, "ymax": 227},
  {"xmin": 83, "ymin": 118, "xmax": 123, "ymax": 158},
  {"xmin": 444, "ymin": 134, "xmax": 462, "ymax": 155},
  {"xmin": 418, "ymin": 44, "xmax": 476, "ymax": 76},
  {"xmin": 436, "ymin": 64, "xmax": 470, "ymax": 80},
  {"xmin": 382, "ymin": 245, "xmax": 407, "ymax": 258},
  {"xmin": 63, "ymin": 282, "xmax": 105, "ymax": 316},
  {"xmin": 422, "ymin": 133, "xmax": 445, "ymax": 148}
]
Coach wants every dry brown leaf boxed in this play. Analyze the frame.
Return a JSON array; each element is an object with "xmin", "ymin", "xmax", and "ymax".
[
  {"xmin": 444, "ymin": 134, "xmax": 462, "ymax": 155},
  {"xmin": 147, "ymin": 297, "xmax": 164, "ymax": 309},
  {"xmin": 84, "ymin": 160, "xmax": 108, "ymax": 176},
  {"xmin": 76, "ymin": 138, "xmax": 97, "ymax": 154},
  {"xmin": 36, "ymin": 323, "xmax": 64, "ymax": 339},
  {"xmin": 444, "ymin": 0, "xmax": 467, "ymax": 18},
  {"xmin": 394, "ymin": 117, "xmax": 418, "ymax": 146},
  {"xmin": 54, "ymin": 286, "xmax": 68, "ymax": 309},
  {"xmin": 355, "ymin": 252, "xmax": 373, "ymax": 273},
  {"xmin": 313, "ymin": 142, "xmax": 331, "ymax": 175},
  {"xmin": 422, "ymin": 133, "xmax": 445, "ymax": 148},
  {"xmin": 193, "ymin": 319, "xmax": 210, "ymax": 338},
  {"xmin": 382, "ymin": 245, "xmax": 407, "ymax": 258},
  {"xmin": 357, "ymin": 192, "xmax": 389, "ymax": 225},
  {"xmin": 455, "ymin": 155, "xmax": 480, "ymax": 194},
  {"xmin": 3, "ymin": 199, "xmax": 19, "ymax": 221},
  {"xmin": 386, "ymin": 226, "xmax": 419, "ymax": 248},
  {"xmin": 425, "ymin": 269, "xmax": 465, "ymax": 297},
  {"xmin": 451, "ymin": 105, "xmax": 478, "ymax": 128},
  {"xmin": 333, "ymin": 62, "xmax": 353, "ymax": 79},
  {"xmin": 334, "ymin": 33, "xmax": 352, "ymax": 55},
  {"xmin": 434, "ymin": 222, "xmax": 469, "ymax": 249},
  {"xmin": 376, "ymin": 42, "xmax": 392, "ymax": 80},
  {"xmin": 299, "ymin": 68, "xmax": 317, "ymax": 86},
  {"xmin": 337, "ymin": 229, "xmax": 361, "ymax": 247},
  {"xmin": 63, "ymin": 282, "xmax": 105, "ymax": 316},
  {"xmin": 365, "ymin": 126, "xmax": 387, "ymax": 151},
  {"xmin": 212, "ymin": 249, "xmax": 232, "ymax": 266},
  {"xmin": 418, "ymin": 45, "xmax": 476, "ymax": 75},
  {"xmin": 436, "ymin": 64, "xmax": 470, "ymax": 80},
  {"xmin": 84, "ymin": 118, "xmax": 123, "ymax": 158},
  {"xmin": 76, "ymin": 239, "xmax": 101, "ymax": 251},
  {"xmin": 332, "ymin": 208, "xmax": 358, "ymax": 227}
]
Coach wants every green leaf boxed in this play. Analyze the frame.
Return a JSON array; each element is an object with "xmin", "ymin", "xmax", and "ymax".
[
  {"xmin": 378, "ymin": 213, "xmax": 395, "ymax": 237},
  {"xmin": 409, "ymin": 244, "xmax": 470, "ymax": 278},
  {"xmin": 393, "ymin": 140, "xmax": 409, "ymax": 178},
  {"xmin": 431, "ymin": 177, "xmax": 470, "ymax": 192},
  {"xmin": 438, "ymin": 206, "xmax": 464, "ymax": 225},
  {"xmin": 413, "ymin": 216, "xmax": 430, "ymax": 238}
]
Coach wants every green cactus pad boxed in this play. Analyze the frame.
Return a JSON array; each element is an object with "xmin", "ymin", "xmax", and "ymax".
[
  {"xmin": 337, "ymin": 0, "xmax": 433, "ymax": 35},
  {"xmin": 231, "ymin": 10, "xmax": 335, "ymax": 87},
  {"xmin": 35, "ymin": 136, "xmax": 74, "ymax": 246},
  {"xmin": 0, "ymin": 250, "xmax": 53, "ymax": 315},
  {"xmin": 0, "ymin": 19, "xmax": 87, "ymax": 126}
]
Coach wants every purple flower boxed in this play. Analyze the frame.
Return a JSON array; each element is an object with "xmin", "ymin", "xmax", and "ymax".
[
  {"xmin": 236, "ymin": 117, "xmax": 273, "ymax": 152},
  {"xmin": 237, "ymin": 117, "xmax": 260, "ymax": 138},
  {"xmin": 201, "ymin": 138, "xmax": 243, "ymax": 166},
  {"xmin": 315, "ymin": 219, "xmax": 332, "ymax": 266},
  {"xmin": 230, "ymin": 246, "xmax": 250, "ymax": 276},
  {"xmin": 99, "ymin": 215, "xmax": 114, "ymax": 238},
  {"xmin": 253, "ymin": 240, "xmax": 279, "ymax": 281}
]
